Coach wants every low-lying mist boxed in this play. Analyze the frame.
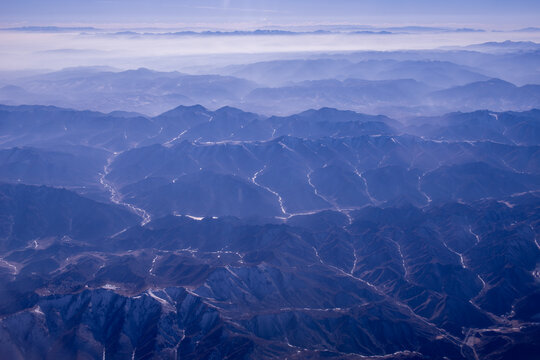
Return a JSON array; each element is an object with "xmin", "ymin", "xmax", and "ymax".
[{"xmin": 1, "ymin": 27, "xmax": 540, "ymax": 72}]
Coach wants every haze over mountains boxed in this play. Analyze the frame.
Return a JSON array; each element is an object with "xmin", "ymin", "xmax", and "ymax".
[
  {"xmin": 0, "ymin": 5, "xmax": 539, "ymax": 357},
  {"xmin": 1, "ymin": 41, "xmax": 540, "ymax": 117}
]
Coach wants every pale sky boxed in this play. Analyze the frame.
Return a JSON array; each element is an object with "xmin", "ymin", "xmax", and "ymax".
[{"xmin": 1, "ymin": 0, "xmax": 540, "ymax": 28}]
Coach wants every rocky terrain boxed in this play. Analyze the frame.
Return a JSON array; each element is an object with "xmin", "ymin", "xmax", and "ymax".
[{"xmin": 0, "ymin": 104, "xmax": 538, "ymax": 359}]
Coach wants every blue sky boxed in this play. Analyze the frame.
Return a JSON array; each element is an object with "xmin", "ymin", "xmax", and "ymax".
[{"xmin": 2, "ymin": 0, "xmax": 540, "ymax": 27}]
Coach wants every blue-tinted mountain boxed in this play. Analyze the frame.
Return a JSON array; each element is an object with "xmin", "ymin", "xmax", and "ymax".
[
  {"xmin": 0, "ymin": 104, "xmax": 156, "ymax": 151},
  {"xmin": 0, "ymin": 183, "xmax": 138, "ymax": 250},
  {"xmin": 243, "ymin": 78, "xmax": 431, "ymax": 116},
  {"xmin": 407, "ymin": 109, "xmax": 540, "ymax": 145},
  {"xmin": 428, "ymin": 79, "xmax": 540, "ymax": 112},
  {"xmin": 219, "ymin": 59, "xmax": 488, "ymax": 88},
  {"xmin": 1, "ymin": 197, "xmax": 537, "ymax": 358},
  {"xmin": 120, "ymin": 171, "xmax": 283, "ymax": 218},
  {"xmin": 0, "ymin": 146, "xmax": 107, "ymax": 189},
  {"xmin": 0, "ymin": 68, "xmax": 257, "ymax": 115},
  {"xmin": 2, "ymin": 56, "xmax": 539, "ymax": 116},
  {"xmin": 0, "ymin": 103, "xmax": 538, "ymax": 359},
  {"xmin": 463, "ymin": 40, "xmax": 540, "ymax": 53}
]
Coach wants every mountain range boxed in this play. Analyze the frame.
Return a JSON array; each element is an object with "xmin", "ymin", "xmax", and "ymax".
[
  {"xmin": 2, "ymin": 42, "xmax": 540, "ymax": 117},
  {"xmin": 0, "ymin": 102, "xmax": 538, "ymax": 359}
]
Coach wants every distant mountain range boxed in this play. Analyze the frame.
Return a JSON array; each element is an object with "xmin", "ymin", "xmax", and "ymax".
[
  {"xmin": 218, "ymin": 58, "xmax": 489, "ymax": 87},
  {"xmin": 1, "ymin": 48, "xmax": 539, "ymax": 116},
  {"xmin": 462, "ymin": 40, "xmax": 540, "ymax": 53},
  {"xmin": 0, "ymin": 68, "xmax": 257, "ymax": 116},
  {"xmin": 428, "ymin": 78, "xmax": 540, "ymax": 112},
  {"xmin": 1, "ymin": 26, "xmax": 490, "ymax": 35}
]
